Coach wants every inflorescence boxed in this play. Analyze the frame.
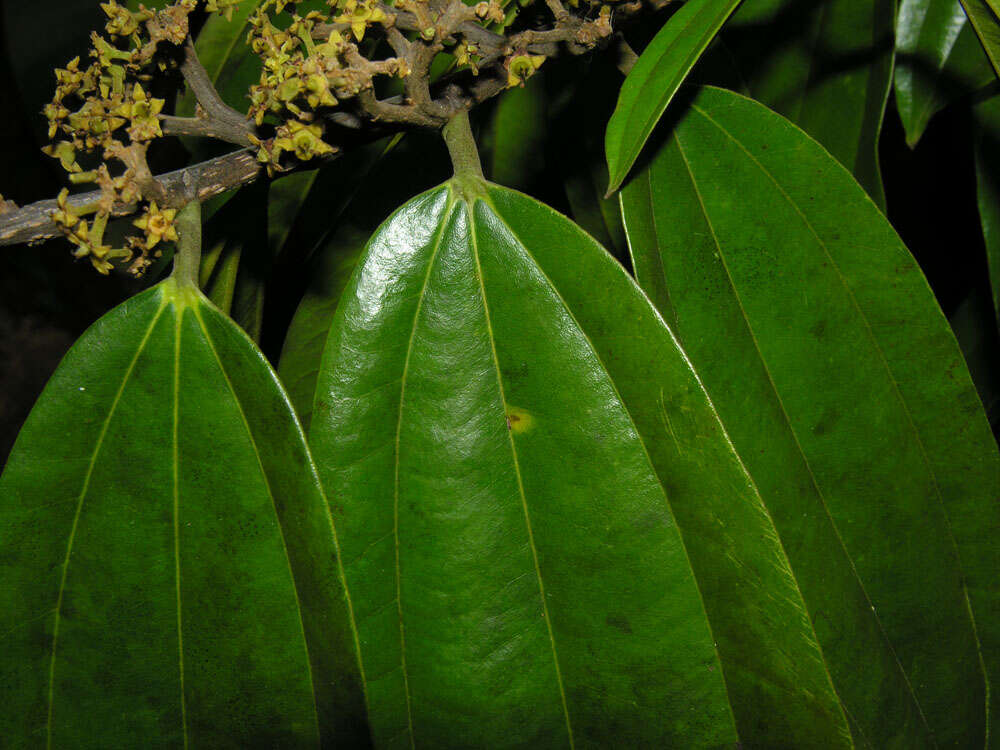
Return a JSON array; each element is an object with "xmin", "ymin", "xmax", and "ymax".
[{"xmin": 43, "ymin": 0, "xmax": 618, "ymax": 274}]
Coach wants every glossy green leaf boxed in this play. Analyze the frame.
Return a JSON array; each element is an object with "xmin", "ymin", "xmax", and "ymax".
[
  {"xmin": 974, "ymin": 92, "xmax": 1000, "ymax": 332},
  {"xmin": 621, "ymin": 85, "xmax": 1000, "ymax": 747},
  {"xmin": 605, "ymin": 0, "xmax": 742, "ymax": 193},
  {"xmin": 962, "ymin": 0, "xmax": 1000, "ymax": 76},
  {"xmin": 716, "ymin": 0, "xmax": 894, "ymax": 207},
  {"xmin": 307, "ymin": 178, "xmax": 877, "ymax": 747},
  {"xmin": 895, "ymin": 0, "xmax": 995, "ymax": 146},
  {"xmin": 0, "ymin": 279, "xmax": 370, "ymax": 746}
]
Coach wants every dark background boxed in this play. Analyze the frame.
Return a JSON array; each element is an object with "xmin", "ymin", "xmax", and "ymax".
[{"xmin": 2, "ymin": 0, "xmax": 998, "ymax": 464}]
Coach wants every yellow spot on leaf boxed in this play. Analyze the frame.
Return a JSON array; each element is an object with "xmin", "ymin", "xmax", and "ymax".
[{"xmin": 506, "ymin": 406, "xmax": 534, "ymax": 434}]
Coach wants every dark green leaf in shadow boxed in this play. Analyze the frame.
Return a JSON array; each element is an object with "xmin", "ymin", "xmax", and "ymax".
[
  {"xmin": 621, "ymin": 85, "xmax": 1000, "ymax": 747},
  {"xmin": 0, "ymin": 280, "xmax": 370, "ymax": 747},
  {"xmin": 605, "ymin": 0, "xmax": 742, "ymax": 194},
  {"xmin": 948, "ymin": 286, "xmax": 1000, "ymax": 424},
  {"xmin": 308, "ymin": 178, "xmax": 870, "ymax": 747},
  {"xmin": 714, "ymin": 0, "xmax": 895, "ymax": 207},
  {"xmin": 199, "ymin": 181, "xmax": 271, "ymax": 340},
  {"xmin": 974, "ymin": 92, "xmax": 1000, "ymax": 332},
  {"xmin": 270, "ymin": 170, "xmax": 320, "ymax": 257},
  {"xmin": 895, "ymin": 0, "xmax": 994, "ymax": 146},
  {"xmin": 548, "ymin": 58, "xmax": 630, "ymax": 262},
  {"xmin": 487, "ymin": 76, "xmax": 548, "ymax": 191}
]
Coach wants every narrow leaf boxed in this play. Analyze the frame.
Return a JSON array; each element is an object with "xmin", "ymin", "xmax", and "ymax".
[
  {"xmin": 895, "ymin": 0, "xmax": 994, "ymax": 146},
  {"xmin": 309, "ymin": 179, "xmax": 865, "ymax": 746},
  {"xmin": 962, "ymin": 0, "xmax": 1000, "ymax": 78},
  {"xmin": 621, "ymin": 85, "xmax": 1000, "ymax": 746},
  {"xmin": 604, "ymin": 0, "xmax": 742, "ymax": 193},
  {"xmin": 0, "ymin": 281, "xmax": 370, "ymax": 746}
]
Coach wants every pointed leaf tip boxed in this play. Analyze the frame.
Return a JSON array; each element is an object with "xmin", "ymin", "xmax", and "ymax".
[{"xmin": 604, "ymin": 0, "xmax": 741, "ymax": 193}]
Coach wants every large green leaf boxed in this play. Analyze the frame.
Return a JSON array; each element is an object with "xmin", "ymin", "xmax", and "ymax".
[
  {"xmin": 621, "ymin": 85, "xmax": 999, "ymax": 747},
  {"xmin": 715, "ymin": 0, "xmax": 894, "ymax": 207},
  {"xmin": 307, "ymin": 177, "xmax": 877, "ymax": 746},
  {"xmin": 0, "ymin": 279, "xmax": 369, "ymax": 746},
  {"xmin": 604, "ymin": 0, "xmax": 742, "ymax": 193},
  {"xmin": 895, "ymin": 0, "xmax": 995, "ymax": 146}
]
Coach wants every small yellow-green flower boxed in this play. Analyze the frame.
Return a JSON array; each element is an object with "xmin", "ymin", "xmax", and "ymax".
[
  {"xmin": 133, "ymin": 201, "xmax": 179, "ymax": 248},
  {"xmin": 506, "ymin": 53, "xmax": 545, "ymax": 87}
]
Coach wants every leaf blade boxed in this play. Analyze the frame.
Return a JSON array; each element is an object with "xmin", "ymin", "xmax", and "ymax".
[
  {"xmin": 0, "ymin": 282, "xmax": 370, "ymax": 746},
  {"xmin": 621, "ymin": 85, "xmax": 1000, "ymax": 747},
  {"xmin": 895, "ymin": 0, "xmax": 994, "ymax": 146},
  {"xmin": 309, "ymin": 175, "xmax": 878, "ymax": 746},
  {"xmin": 604, "ymin": 0, "xmax": 742, "ymax": 193}
]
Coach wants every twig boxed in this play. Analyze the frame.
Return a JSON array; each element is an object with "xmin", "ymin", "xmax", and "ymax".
[
  {"xmin": 0, "ymin": 150, "xmax": 262, "ymax": 247},
  {"xmin": 176, "ymin": 37, "xmax": 255, "ymax": 145},
  {"xmin": 1, "ymin": 0, "xmax": 668, "ymax": 248}
]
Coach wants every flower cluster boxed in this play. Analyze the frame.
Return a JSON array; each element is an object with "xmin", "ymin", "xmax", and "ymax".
[
  {"xmin": 42, "ymin": 0, "xmax": 230, "ymax": 274},
  {"xmin": 39, "ymin": 0, "xmax": 619, "ymax": 275},
  {"xmin": 246, "ymin": 0, "xmax": 409, "ymax": 173}
]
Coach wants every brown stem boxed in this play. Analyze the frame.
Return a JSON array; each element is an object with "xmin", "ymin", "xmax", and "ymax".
[
  {"xmin": 2, "ymin": 0, "xmax": 668, "ymax": 248},
  {"xmin": 177, "ymin": 37, "xmax": 255, "ymax": 143},
  {"xmin": 0, "ymin": 150, "xmax": 262, "ymax": 247},
  {"xmin": 160, "ymin": 114, "xmax": 255, "ymax": 148}
]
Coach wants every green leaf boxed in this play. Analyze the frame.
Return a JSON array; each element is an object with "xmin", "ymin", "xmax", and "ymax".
[
  {"xmin": 715, "ymin": 0, "xmax": 895, "ymax": 207},
  {"xmin": 308, "ymin": 179, "xmax": 871, "ymax": 746},
  {"xmin": 974, "ymin": 92, "xmax": 1000, "ymax": 333},
  {"xmin": 604, "ymin": 0, "xmax": 742, "ymax": 194},
  {"xmin": 621, "ymin": 85, "xmax": 1000, "ymax": 747},
  {"xmin": 962, "ymin": 0, "xmax": 1000, "ymax": 77},
  {"xmin": 895, "ymin": 0, "xmax": 995, "ymax": 146},
  {"xmin": 0, "ymin": 280, "xmax": 370, "ymax": 746}
]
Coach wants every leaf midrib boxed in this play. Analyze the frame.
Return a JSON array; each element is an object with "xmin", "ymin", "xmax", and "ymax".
[
  {"xmin": 467, "ymin": 200, "xmax": 576, "ymax": 750},
  {"xmin": 173, "ymin": 302, "xmax": 190, "ymax": 750},
  {"xmin": 479, "ymin": 194, "xmax": 740, "ymax": 745}
]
